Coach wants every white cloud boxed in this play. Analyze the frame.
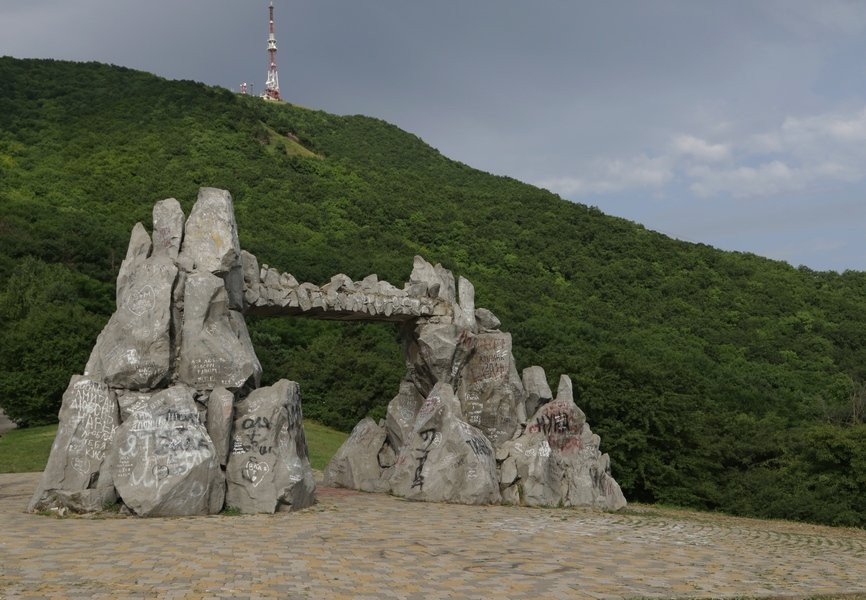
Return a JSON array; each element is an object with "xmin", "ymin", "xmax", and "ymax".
[
  {"xmin": 689, "ymin": 157, "xmax": 866, "ymax": 198},
  {"xmin": 688, "ymin": 161, "xmax": 803, "ymax": 198},
  {"xmin": 781, "ymin": 108, "xmax": 866, "ymax": 144},
  {"xmin": 544, "ymin": 105, "xmax": 866, "ymax": 199},
  {"xmin": 745, "ymin": 132, "xmax": 784, "ymax": 154},
  {"xmin": 689, "ymin": 159, "xmax": 863, "ymax": 199},
  {"xmin": 672, "ymin": 135, "xmax": 730, "ymax": 162},
  {"xmin": 537, "ymin": 155, "xmax": 672, "ymax": 196}
]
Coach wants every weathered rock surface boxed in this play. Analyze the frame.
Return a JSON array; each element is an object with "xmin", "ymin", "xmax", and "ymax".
[
  {"xmin": 84, "ymin": 225, "xmax": 177, "ymax": 389},
  {"xmin": 433, "ymin": 264, "xmax": 457, "ymax": 304},
  {"xmin": 240, "ymin": 250, "xmax": 261, "ymax": 307},
  {"xmin": 323, "ymin": 418, "xmax": 392, "ymax": 493},
  {"xmin": 455, "ymin": 276, "xmax": 477, "ymax": 332},
  {"xmin": 182, "ymin": 188, "xmax": 240, "ymax": 274},
  {"xmin": 384, "ymin": 380, "xmax": 425, "ymax": 454},
  {"xmin": 390, "ymin": 383, "xmax": 500, "ymax": 505},
  {"xmin": 408, "ymin": 256, "xmax": 452, "ymax": 301},
  {"xmin": 404, "ymin": 322, "xmax": 475, "ymax": 394},
  {"xmin": 498, "ymin": 376, "xmax": 626, "ymax": 510},
  {"xmin": 244, "ymin": 262, "xmax": 443, "ymax": 322},
  {"xmin": 522, "ymin": 366, "xmax": 553, "ymax": 418},
  {"xmin": 457, "ymin": 331, "xmax": 526, "ymax": 448},
  {"xmin": 474, "ymin": 308, "xmax": 501, "ymax": 331},
  {"xmin": 177, "ymin": 271, "xmax": 261, "ymax": 390},
  {"xmin": 182, "ymin": 187, "xmax": 244, "ymax": 309},
  {"xmin": 206, "ymin": 387, "xmax": 234, "ymax": 466},
  {"xmin": 117, "ymin": 390, "xmax": 153, "ymax": 423},
  {"xmin": 556, "ymin": 373, "xmax": 574, "ymax": 402},
  {"xmin": 106, "ymin": 385, "xmax": 223, "ymax": 517},
  {"xmin": 115, "ymin": 222, "xmax": 152, "ymax": 301},
  {"xmin": 28, "ymin": 376, "xmax": 119, "ymax": 513},
  {"xmin": 151, "ymin": 198, "xmax": 185, "ymax": 260},
  {"xmin": 225, "ymin": 380, "xmax": 316, "ymax": 513}
]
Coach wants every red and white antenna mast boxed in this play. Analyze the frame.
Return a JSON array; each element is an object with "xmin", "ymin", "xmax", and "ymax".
[{"xmin": 263, "ymin": 0, "xmax": 281, "ymax": 101}]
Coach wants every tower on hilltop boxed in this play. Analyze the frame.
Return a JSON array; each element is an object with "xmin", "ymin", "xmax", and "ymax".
[{"xmin": 263, "ymin": 0, "xmax": 281, "ymax": 101}]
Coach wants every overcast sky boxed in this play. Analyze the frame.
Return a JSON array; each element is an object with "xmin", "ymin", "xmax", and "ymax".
[{"xmin": 3, "ymin": 1, "xmax": 866, "ymax": 271}]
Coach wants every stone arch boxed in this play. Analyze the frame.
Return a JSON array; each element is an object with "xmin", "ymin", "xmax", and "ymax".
[{"xmin": 28, "ymin": 187, "xmax": 626, "ymax": 516}]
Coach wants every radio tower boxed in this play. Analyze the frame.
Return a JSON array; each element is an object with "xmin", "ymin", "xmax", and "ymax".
[{"xmin": 263, "ymin": 0, "xmax": 281, "ymax": 101}]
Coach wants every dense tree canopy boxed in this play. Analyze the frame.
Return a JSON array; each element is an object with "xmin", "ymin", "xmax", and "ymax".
[{"xmin": 1, "ymin": 57, "xmax": 864, "ymax": 526}]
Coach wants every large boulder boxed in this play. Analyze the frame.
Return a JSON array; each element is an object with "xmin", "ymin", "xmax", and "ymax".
[
  {"xmin": 105, "ymin": 385, "xmax": 224, "ymax": 517},
  {"xmin": 474, "ymin": 308, "xmax": 501, "ymax": 331},
  {"xmin": 84, "ymin": 226, "xmax": 177, "ymax": 390},
  {"xmin": 225, "ymin": 380, "xmax": 316, "ymax": 513},
  {"xmin": 28, "ymin": 376, "xmax": 119, "ymax": 513},
  {"xmin": 181, "ymin": 187, "xmax": 244, "ymax": 309},
  {"xmin": 497, "ymin": 375, "xmax": 626, "ymax": 510},
  {"xmin": 455, "ymin": 276, "xmax": 477, "ymax": 332},
  {"xmin": 407, "ymin": 256, "xmax": 455, "ymax": 303},
  {"xmin": 390, "ymin": 383, "xmax": 500, "ymax": 505},
  {"xmin": 457, "ymin": 331, "xmax": 526, "ymax": 448},
  {"xmin": 115, "ymin": 222, "xmax": 152, "ymax": 303},
  {"xmin": 384, "ymin": 380, "xmax": 425, "ymax": 454},
  {"xmin": 323, "ymin": 418, "xmax": 393, "ymax": 493},
  {"xmin": 240, "ymin": 250, "xmax": 261, "ymax": 307},
  {"xmin": 181, "ymin": 187, "xmax": 240, "ymax": 274},
  {"xmin": 403, "ymin": 322, "xmax": 475, "ymax": 395},
  {"xmin": 176, "ymin": 271, "xmax": 261, "ymax": 390},
  {"xmin": 151, "ymin": 198, "xmax": 185, "ymax": 260},
  {"xmin": 522, "ymin": 365, "xmax": 553, "ymax": 418},
  {"xmin": 324, "ymin": 379, "xmax": 426, "ymax": 494}
]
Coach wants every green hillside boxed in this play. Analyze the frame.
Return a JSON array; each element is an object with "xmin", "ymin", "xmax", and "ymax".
[{"xmin": 1, "ymin": 57, "xmax": 864, "ymax": 527}]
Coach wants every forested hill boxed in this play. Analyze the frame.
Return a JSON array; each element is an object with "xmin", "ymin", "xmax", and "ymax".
[{"xmin": 1, "ymin": 57, "xmax": 865, "ymax": 526}]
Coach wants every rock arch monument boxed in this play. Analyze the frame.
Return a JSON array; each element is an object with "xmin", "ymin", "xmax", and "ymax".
[{"xmin": 29, "ymin": 187, "xmax": 626, "ymax": 516}]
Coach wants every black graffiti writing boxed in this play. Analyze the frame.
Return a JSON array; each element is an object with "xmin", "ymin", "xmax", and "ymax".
[
  {"xmin": 411, "ymin": 429, "xmax": 436, "ymax": 490},
  {"xmin": 465, "ymin": 437, "xmax": 492, "ymax": 457},
  {"xmin": 154, "ymin": 433, "xmax": 210, "ymax": 456},
  {"xmin": 242, "ymin": 416, "xmax": 271, "ymax": 430},
  {"xmin": 164, "ymin": 410, "xmax": 200, "ymax": 425},
  {"xmin": 240, "ymin": 422, "xmax": 274, "ymax": 457},
  {"xmin": 377, "ymin": 437, "xmax": 396, "ymax": 469},
  {"xmin": 247, "ymin": 429, "xmax": 260, "ymax": 446},
  {"xmin": 535, "ymin": 412, "xmax": 570, "ymax": 436}
]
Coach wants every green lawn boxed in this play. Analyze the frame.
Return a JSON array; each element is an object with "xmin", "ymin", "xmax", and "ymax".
[
  {"xmin": 0, "ymin": 424, "xmax": 58, "ymax": 473},
  {"xmin": 0, "ymin": 421, "xmax": 347, "ymax": 474},
  {"xmin": 303, "ymin": 420, "xmax": 349, "ymax": 471}
]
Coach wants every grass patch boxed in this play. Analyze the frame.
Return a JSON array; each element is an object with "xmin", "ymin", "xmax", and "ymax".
[
  {"xmin": 0, "ymin": 424, "xmax": 58, "ymax": 473},
  {"xmin": 261, "ymin": 122, "xmax": 322, "ymax": 159},
  {"xmin": 304, "ymin": 420, "xmax": 348, "ymax": 471},
  {"xmin": 0, "ymin": 420, "xmax": 347, "ymax": 474}
]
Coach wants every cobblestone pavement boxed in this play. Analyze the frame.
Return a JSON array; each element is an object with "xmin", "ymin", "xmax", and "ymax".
[{"xmin": 1, "ymin": 472, "xmax": 865, "ymax": 599}]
